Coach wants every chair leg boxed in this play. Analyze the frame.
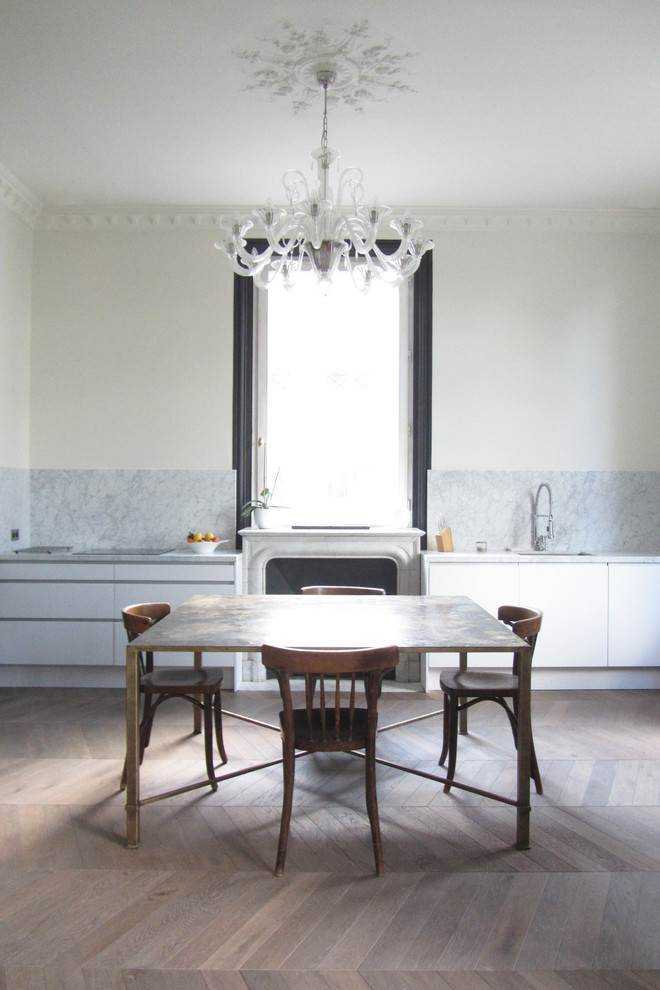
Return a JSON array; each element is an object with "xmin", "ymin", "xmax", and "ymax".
[
  {"xmin": 140, "ymin": 693, "xmax": 155, "ymax": 749},
  {"xmin": 443, "ymin": 693, "xmax": 459, "ymax": 794},
  {"xmin": 512, "ymin": 695, "xmax": 543, "ymax": 795},
  {"xmin": 138, "ymin": 705, "xmax": 156, "ymax": 766},
  {"xmin": 275, "ymin": 738, "xmax": 296, "ymax": 877},
  {"xmin": 213, "ymin": 690, "xmax": 228, "ymax": 765},
  {"xmin": 364, "ymin": 736, "xmax": 384, "ymax": 876},
  {"xmin": 439, "ymin": 691, "xmax": 450, "ymax": 766},
  {"xmin": 203, "ymin": 697, "xmax": 218, "ymax": 791},
  {"xmin": 119, "ymin": 689, "xmax": 152, "ymax": 790},
  {"xmin": 529, "ymin": 735, "xmax": 543, "ymax": 795}
]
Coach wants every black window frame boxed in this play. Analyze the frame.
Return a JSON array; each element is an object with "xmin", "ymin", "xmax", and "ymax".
[{"xmin": 232, "ymin": 241, "xmax": 432, "ymax": 548}]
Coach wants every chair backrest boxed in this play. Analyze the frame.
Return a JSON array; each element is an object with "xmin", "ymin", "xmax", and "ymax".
[
  {"xmin": 122, "ymin": 602, "xmax": 171, "ymax": 643},
  {"xmin": 497, "ymin": 605, "xmax": 543, "ymax": 663},
  {"xmin": 262, "ymin": 644, "xmax": 399, "ymax": 749},
  {"xmin": 300, "ymin": 586, "xmax": 386, "ymax": 595}
]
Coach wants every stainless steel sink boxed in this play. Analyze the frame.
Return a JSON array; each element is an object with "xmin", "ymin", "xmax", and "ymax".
[{"xmin": 512, "ymin": 550, "xmax": 594, "ymax": 556}]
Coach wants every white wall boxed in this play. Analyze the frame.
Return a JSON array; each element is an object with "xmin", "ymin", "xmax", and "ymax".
[
  {"xmin": 28, "ymin": 217, "xmax": 660, "ymax": 476},
  {"xmin": 432, "ymin": 228, "xmax": 660, "ymax": 471},
  {"xmin": 31, "ymin": 225, "xmax": 234, "ymax": 470},
  {"xmin": 0, "ymin": 200, "xmax": 32, "ymax": 468}
]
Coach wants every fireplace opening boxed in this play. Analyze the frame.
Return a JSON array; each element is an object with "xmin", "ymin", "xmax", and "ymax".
[
  {"xmin": 263, "ymin": 556, "xmax": 398, "ymax": 678},
  {"xmin": 265, "ymin": 556, "xmax": 398, "ymax": 595}
]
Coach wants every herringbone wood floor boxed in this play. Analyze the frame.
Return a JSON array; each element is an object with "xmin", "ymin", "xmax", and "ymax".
[{"xmin": 0, "ymin": 685, "xmax": 659, "ymax": 989}]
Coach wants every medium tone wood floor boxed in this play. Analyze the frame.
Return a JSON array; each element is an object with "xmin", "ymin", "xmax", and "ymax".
[{"xmin": 0, "ymin": 684, "xmax": 659, "ymax": 989}]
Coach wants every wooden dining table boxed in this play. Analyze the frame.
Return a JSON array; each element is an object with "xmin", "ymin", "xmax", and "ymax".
[{"xmin": 124, "ymin": 593, "xmax": 533, "ymax": 850}]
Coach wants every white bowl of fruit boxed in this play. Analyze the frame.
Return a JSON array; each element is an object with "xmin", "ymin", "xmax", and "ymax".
[{"xmin": 186, "ymin": 532, "xmax": 226, "ymax": 554}]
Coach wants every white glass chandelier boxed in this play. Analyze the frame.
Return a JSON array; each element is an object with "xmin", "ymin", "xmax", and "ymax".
[{"xmin": 216, "ymin": 67, "xmax": 433, "ymax": 292}]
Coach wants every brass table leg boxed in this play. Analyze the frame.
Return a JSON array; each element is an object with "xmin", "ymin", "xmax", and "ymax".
[
  {"xmin": 515, "ymin": 645, "xmax": 532, "ymax": 849},
  {"xmin": 459, "ymin": 651, "xmax": 468, "ymax": 734},
  {"xmin": 193, "ymin": 651, "xmax": 202, "ymax": 734},
  {"xmin": 125, "ymin": 644, "xmax": 140, "ymax": 848}
]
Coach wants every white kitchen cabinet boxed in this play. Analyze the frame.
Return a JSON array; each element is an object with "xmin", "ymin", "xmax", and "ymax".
[
  {"xmin": 0, "ymin": 580, "xmax": 114, "ymax": 619},
  {"xmin": 0, "ymin": 555, "xmax": 243, "ymax": 686},
  {"xmin": 0, "ymin": 562, "xmax": 115, "ymax": 666},
  {"xmin": 113, "ymin": 559, "xmax": 243, "ymax": 686},
  {"xmin": 518, "ymin": 562, "xmax": 608, "ymax": 668},
  {"xmin": 421, "ymin": 558, "xmax": 519, "ymax": 685},
  {"xmin": 2, "ymin": 621, "xmax": 114, "ymax": 666},
  {"xmin": 608, "ymin": 563, "xmax": 660, "ymax": 667},
  {"xmin": 421, "ymin": 554, "xmax": 612, "ymax": 687}
]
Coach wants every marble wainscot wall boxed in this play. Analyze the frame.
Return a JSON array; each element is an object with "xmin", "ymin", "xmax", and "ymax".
[
  {"xmin": 29, "ymin": 469, "xmax": 237, "ymax": 549},
  {"xmin": 0, "ymin": 467, "xmax": 31, "ymax": 552},
  {"xmin": 427, "ymin": 470, "xmax": 660, "ymax": 553}
]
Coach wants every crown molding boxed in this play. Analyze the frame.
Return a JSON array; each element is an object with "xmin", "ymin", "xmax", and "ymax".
[
  {"xmin": 35, "ymin": 203, "xmax": 660, "ymax": 233},
  {"xmin": 36, "ymin": 208, "xmax": 227, "ymax": 231},
  {"xmin": 0, "ymin": 164, "xmax": 43, "ymax": 227},
  {"xmin": 422, "ymin": 206, "xmax": 660, "ymax": 233}
]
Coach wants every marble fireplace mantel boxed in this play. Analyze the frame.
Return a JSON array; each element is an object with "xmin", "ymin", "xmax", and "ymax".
[{"xmin": 239, "ymin": 527, "xmax": 425, "ymax": 596}]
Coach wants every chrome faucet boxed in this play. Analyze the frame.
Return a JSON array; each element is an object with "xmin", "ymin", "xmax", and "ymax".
[{"xmin": 534, "ymin": 483, "xmax": 554, "ymax": 550}]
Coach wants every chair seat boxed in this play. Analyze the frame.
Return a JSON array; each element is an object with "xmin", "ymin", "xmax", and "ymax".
[
  {"xmin": 141, "ymin": 667, "xmax": 224, "ymax": 694},
  {"xmin": 439, "ymin": 669, "xmax": 518, "ymax": 697},
  {"xmin": 286, "ymin": 707, "xmax": 369, "ymax": 751}
]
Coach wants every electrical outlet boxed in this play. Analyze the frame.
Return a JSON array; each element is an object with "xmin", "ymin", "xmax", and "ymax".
[{"xmin": 10, "ymin": 529, "xmax": 19, "ymax": 541}]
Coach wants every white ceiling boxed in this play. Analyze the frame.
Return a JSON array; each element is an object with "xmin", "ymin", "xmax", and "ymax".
[{"xmin": 2, "ymin": 0, "xmax": 660, "ymax": 212}]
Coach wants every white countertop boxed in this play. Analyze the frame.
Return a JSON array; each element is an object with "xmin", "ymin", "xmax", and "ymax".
[
  {"xmin": 422, "ymin": 550, "xmax": 660, "ymax": 563},
  {"xmin": 0, "ymin": 548, "xmax": 241, "ymax": 562}
]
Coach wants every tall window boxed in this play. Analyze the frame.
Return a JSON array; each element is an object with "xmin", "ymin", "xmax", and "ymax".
[
  {"xmin": 254, "ymin": 271, "xmax": 411, "ymax": 526},
  {"xmin": 233, "ymin": 246, "xmax": 432, "ymax": 543}
]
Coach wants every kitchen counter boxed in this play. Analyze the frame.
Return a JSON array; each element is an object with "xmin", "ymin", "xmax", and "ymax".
[
  {"xmin": 0, "ymin": 548, "xmax": 241, "ymax": 562},
  {"xmin": 423, "ymin": 550, "xmax": 660, "ymax": 563}
]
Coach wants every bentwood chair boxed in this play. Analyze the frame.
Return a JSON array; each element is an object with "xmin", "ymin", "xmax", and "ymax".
[
  {"xmin": 300, "ymin": 585, "xmax": 386, "ymax": 595},
  {"xmin": 439, "ymin": 605, "xmax": 544, "ymax": 795},
  {"xmin": 262, "ymin": 643, "xmax": 399, "ymax": 877},
  {"xmin": 120, "ymin": 602, "xmax": 227, "ymax": 791}
]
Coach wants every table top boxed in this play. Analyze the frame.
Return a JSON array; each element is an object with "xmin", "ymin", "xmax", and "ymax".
[{"xmin": 129, "ymin": 594, "xmax": 528, "ymax": 655}]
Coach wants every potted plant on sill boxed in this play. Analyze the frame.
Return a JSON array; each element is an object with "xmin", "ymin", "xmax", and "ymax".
[{"xmin": 241, "ymin": 471, "xmax": 287, "ymax": 529}]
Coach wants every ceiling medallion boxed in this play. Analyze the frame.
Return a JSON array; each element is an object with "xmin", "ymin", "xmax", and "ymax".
[{"xmin": 233, "ymin": 20, "xmax": 417, "ymax": 113}]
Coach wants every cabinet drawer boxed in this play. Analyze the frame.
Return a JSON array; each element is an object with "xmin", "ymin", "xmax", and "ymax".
[
  {"xmin": 0, "ymin": 620, "xmax": 114, "ymax": 665},
  {"xmin": 0, "ymin": 582, "xmax": 115, "ymax": 619},
  {"xmin": 114, "ymin": 583, "xmax": 234, "ymax": 615},
  {"xmin": 0, "ymin": 563, "xmax": 113, "ymax": 581},
  {"xmin": 114, "ymin": 563, "xmax": 236, "ymax": 583}
]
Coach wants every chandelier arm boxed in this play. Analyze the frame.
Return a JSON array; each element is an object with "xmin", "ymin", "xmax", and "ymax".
[
  {"xmin": 283, "ymin": 169, "xmax": 313, "ymax": 209},
  {"xmin": 265, "ymin": 216, "xmax": 308, "ymax": 255},
  {"xmin": 227, "ymin": 250, "xmax": 272, "ymax": 278},
  {"xmin": 344, "ymin": 258, "xmax": 374, "ymax": 295},
  {"xmin": 231, "ymin": 238, "xmax": 273, "ymax": 265},
  {"xmin": 369, "ymin": 239, "xmax": 412, "ymax": 265},
  {"xmin": 335, "ymin": 166, "xmax": 365, "ymax": 214},
  {"xmin": 253, "ymin": 248, "xmax": 300, "ymax": 289},
  {"xmin": 341, "ymin": 215, "xmax": 378, "ymax": 255}
]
